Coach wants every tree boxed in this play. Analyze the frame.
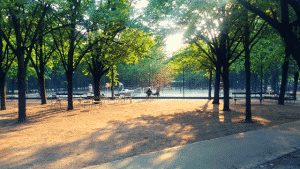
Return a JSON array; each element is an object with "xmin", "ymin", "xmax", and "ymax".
[
  {"xmin": 117, "ymin": 43, "xmax": 167, "ymax": 88},
  {"xmin": 52, "ymin": 0, "xmax": 100, "ymax": 110},
  {"xmin": 29, "ymin": 21, "xmax": 55, "ymax": 105},
  {"xmin": 239, "ymin": 7, "xmax": 267, "ymax": 122},
  {"xmin": 189, "ymin": 4, "xmax": 249, "ymax": 111},
  {"xmin": 103, "ymin": 28, "xmax": 155, "ymax": 98},
  {"xmin": 293, "ymin": 64, "xmax": 299, "ymax": 99},
  {"xmin": 84, "ymin": 0, "xmax": 129, "ymax": 100},
  {"xmin": 242, "ymin": 10, "xmax": 252, "ymax": 122},
  {"xmin": 0, "ymin": 0, "xmax": 50, "ymax": 122},
  {"xmin": 278, "ymin": 48, "xmax": 290, "ymax": 105},
  {"xmin": 0, "ymin": 32, "xmax": 15, "ymax": 110},
  {"xmin": 170, "ymin": 43, "xmax": 214, "ymax": 99},
  {"xmin": 237, "ymin": 0, "xmax": 300, "ymax": 69}
]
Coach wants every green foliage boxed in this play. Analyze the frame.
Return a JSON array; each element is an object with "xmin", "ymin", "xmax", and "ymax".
[
  {"xmin": 169, "ymin": 42, "xmax": 212, "ymax": 78},
  {"xmin": 117, "ymin": 43, "xmax": 168, "ymax": 87},
  {"xmin": 106, "ymin": 65, "xmax": 119, "ymax": 86},
  {"xmin": 231, "ymin": 26, "xmax": 284, "ymax": 75}
]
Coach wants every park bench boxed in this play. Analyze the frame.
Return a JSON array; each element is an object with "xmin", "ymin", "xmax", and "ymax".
[
  {"xmin": 80, "ymin": 96, "xmax": 103, "ymax": 108},
  {"xmin": 152, "ymin": 89, "xmax": 160, "ymax": 97},
  {"xmin": 284, "ymin": 93, "xmax": 297, "ymax": 103},
  {"xmin": 55, "ymin": 92, "xmax": 84, "ymax": 98},
  {"xmin": 232, "ymin": 92, "xmax": 296, "ymax": 104},
  {"xmin": 232, "ymin": 92, "xmax": 264, "ymax": 104},
  {"xmin": 117, "ymin": 89, "xmax": 133, "ymax": 103},
  {"xmin": 92, "ymin": 96, "xmax": 103, "ymax": 105},
  {"xmin": 114, "ymin": 93, "xmax": 132, "ymax": 103}
]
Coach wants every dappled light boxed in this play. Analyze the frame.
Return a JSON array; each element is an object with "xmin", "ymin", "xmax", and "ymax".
[
  {"xmin": 1, "ymin": 99, "xmax": 300, "ymax": 168},
  {"xmin": 153, "ymin": 151, "xmax": 177, "ymax": 164},
  {"xmin": 1, "ymin": 0, "xmax": 300, "ymax": 168}
]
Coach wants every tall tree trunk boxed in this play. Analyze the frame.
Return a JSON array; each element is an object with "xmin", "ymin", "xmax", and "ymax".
[
  {"xmin": 0, "ymin": 73, "xmax": 6, "ymax": 110},
  {"xmin": 244, "ymin": 11, "xmax": 252, "ymax": 122},
  {"xmin": 293, "ymin": 70, "xmax": 299, "ymax": 99},
  {"xmin": 66, "ymin": 71, "xmax": 73, "ymax": 110},
  {"xmin": 38, "ymin": 72, "xmax": 47, "ymax": 104},
  {"xmin": 245, "ymin": 53, "xmax": 252, "ymax": 122},
  {"xmin": 208, "ymin": 68, "xmax": 212, "ymax": 99},
  {"xmin": 38, "ymin": 27, "xmax": 47, "ymax": 105},
  {"xmin": 17, "ymin": 49, "xmax": 27, "ymax": 123},
  {"xmin": 278, "ymin": 48, "xmax": 290, "ymax": 105},
  {"xmin": 222, "ymin": 62, "xmax": 230, "ymax": 111},
  {"xmin": 93, "ymin": 73, "xmax": 101, "ymax": 101},
  {"xmin": 213, "ymin": 65, "xmax": 221, "ymax": 104}
]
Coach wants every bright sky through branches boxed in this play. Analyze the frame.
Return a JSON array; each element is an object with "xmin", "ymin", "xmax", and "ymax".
[
  {"xmin": 132, "ymin": 0, "xmax": 149, "ymax": 9},
  {"xmin": 165, "ymin": 32, "xmax": 186, "ymax": 57},
  {"xmin": 133, "ymin": 0, "xmax": 186, "ymax": 57}
]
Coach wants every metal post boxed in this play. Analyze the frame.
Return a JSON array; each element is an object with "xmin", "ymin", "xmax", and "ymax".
[
  {"xmin": 111, "ymin": 67, "xmax": 114, "ymax": 99},
  {"xmin": 183, "ymin": 66, "xmax": 185, "ymax": 97},
  {"xmin": 260, "ymin": 55, "xmax": 263, "ymax": 104},
  {"xmin": 148, "ymin": 63, "xmax": 151, "ymax": 87}
]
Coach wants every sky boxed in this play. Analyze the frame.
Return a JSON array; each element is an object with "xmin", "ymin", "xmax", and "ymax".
[
  {"xmin": 165, "ymin": 32, "xmax": 186, "ymax": 57},
  {"xmin": 132, "ymin": 0, "xmax": 186, "ymax": 57}
]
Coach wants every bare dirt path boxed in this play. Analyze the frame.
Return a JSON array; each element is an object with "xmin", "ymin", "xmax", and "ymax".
[{"xmin": 1, "ymin": 99, "xmax": 300, "ymax": 169}]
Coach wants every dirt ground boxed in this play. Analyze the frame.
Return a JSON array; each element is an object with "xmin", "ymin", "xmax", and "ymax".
[{"xmin": 1, "ymin": 99, "xmax": 300, "ymax": 169}]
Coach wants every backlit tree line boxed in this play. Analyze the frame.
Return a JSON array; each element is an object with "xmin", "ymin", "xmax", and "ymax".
[
  {"xmin": 146, "ymin": 0, "xmax": 300, "ymax": 122},
  {"xmin": 1, "ymin": 0, "xmax": 300, "ymax": 124},
  {"xmin": 0, "ymin": 0, "xmax": 154, "ymax": 122}
]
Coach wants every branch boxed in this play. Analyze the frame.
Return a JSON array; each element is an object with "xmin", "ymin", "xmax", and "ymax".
[
  {"xmin": 237, "ymin": 0, "xmax": 281, "ymax": 30},
  {"xmin": 193, "ymin": 40, "xmax": 216, "ymax": 64}
]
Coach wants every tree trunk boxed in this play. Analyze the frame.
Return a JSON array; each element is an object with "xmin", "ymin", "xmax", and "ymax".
[
  {"xmin": 244, "ymin": 11, "xmax": 252, "ymax": 122},
  {"xmin": 93, "ymin": 73, "xmax": 101, "ymax": 101},
  {"xmin": 245, "ymin": 55, "xmax": 252, "ymax": 122},
  {"xmin": 222, "ymin": 63, "xmax": 230, "ymax": 111},
  {"xmin": 38, "ymin": 73, "xmax": 47, "ymax": 104},
  {"xmin": 237, "ymin": 0, "xmax": 300, "ymax": 68},
  {"xmin": 17, "ymin": 49, "xmax": 27, "ymax": 123},
  {"xmin": 38, "ymin": 28, "xmax": 47, "ymax": 105},
  {"xmin": 0, "ymin": 73, "xmax": 6, "ymax": 110},
  {"xmin": 293, "ymin": 70, "xmax": 299, "ymax": 99},
  {"xmin": 208, "ymin": 68, "xmax": 212, "ymax": 100},
  {"xmin": 278, "ymin": 48, "xmax": 290, "ymax": 105},
  {"xmin": 213, "ymin": 66, "xmax": 221, "ymax": 104},
  {"xmin": 66, "ymin": 71, "xmax": 73, "ymax": 110}
]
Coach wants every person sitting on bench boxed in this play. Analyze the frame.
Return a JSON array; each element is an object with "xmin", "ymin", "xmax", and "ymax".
[
  {"xmin": 146, "ymin": 87, "xmax": 152, "ymax": 98},
  {"xmin": 152, "ymin": 87, "xmax": 160, "ymax": 97}
]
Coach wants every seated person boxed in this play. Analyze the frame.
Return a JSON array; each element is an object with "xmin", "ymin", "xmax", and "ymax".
[{"xmin": 146, "ymin": 87, "xmax": 152, "ymax": 97}]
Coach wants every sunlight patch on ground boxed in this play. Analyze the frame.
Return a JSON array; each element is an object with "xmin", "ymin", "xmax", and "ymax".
[
  {"xmin": 153, "ymin": 151, "xmax": 176, "ymax": 164},
  {"xmin": 252, "ymin": 116, "xmax": 271, "ymax": 126},
  {"xmin": 1, "ymin": 100, "xmax": 300, "ymax": 168}
]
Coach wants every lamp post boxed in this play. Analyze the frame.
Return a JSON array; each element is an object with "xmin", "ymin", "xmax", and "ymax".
[
  {"xmin": 182, "ymin": 66, "xmax": 185, "ymax": 97},
  {"xmin": 260, "ymin": 54, "xmax": 263, "ymax": 104},
  {"xmin": 148, "ymin": 63, "xmax": 151, "ymax": 87}
]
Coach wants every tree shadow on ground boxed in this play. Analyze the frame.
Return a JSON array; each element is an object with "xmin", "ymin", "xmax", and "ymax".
[
  {"xmin": 2, "ymin": 100, "xmax": 300, "ymax": 169},
  {"xmin": 0, "ymin": 101, "xmax": 271, "ymax": 169},
  {"xmin": 0, "ymin": 104, "xmax": 82, "ymax": 134}
]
